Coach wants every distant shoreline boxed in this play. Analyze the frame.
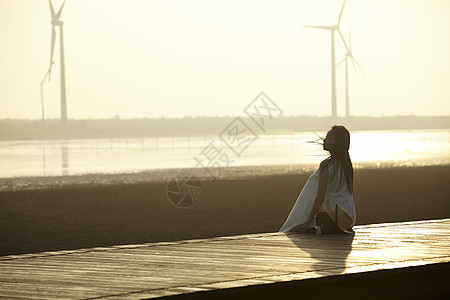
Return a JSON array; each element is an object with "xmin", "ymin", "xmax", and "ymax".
[{"xmin": 1, "ymin": 115, "xmax": 449, "ymax": 141}]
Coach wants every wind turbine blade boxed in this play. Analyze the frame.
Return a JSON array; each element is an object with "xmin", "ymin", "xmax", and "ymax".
[
  {"xmin": 349, "ymin": 29, "xmax": 352, "ymax": 52},
  {"xmin": 349, "ymin": 55, "xmax": 358, "ymax": 73},
  {"xmin": 346, "ymin": 30, "xmax": 366, "ymax": 75},
  {"xmin": 346, "ymin": 29, "xmax": 358, "ymax": 72},
  {"xmin": 49, "ymin": 0, "xmax": 56, "ymax": 20},
  {"xmin": 336, "ymin": 57, "xmax": 346, "ymax": 66},
  {"xmin": 338, "ymin": 0, "xmax": 347, "ymax": 25},
  {"xmin": 350, "ymin": 55, "xmax": 366, "ymax": 76},
  {"xmin": 338, "ymin": 30, "xmax": 351, "ymax": 57},
  {"xmin": 338, "ymin": 29, "xmax": 365, "ymax": 75},
  {"xmin": 41, "ymin": 69, "xmax": 50, "ymax": 85},
  {"xmin": 56, "ymin": 0, "xmax": 66, "ymax": 19},
  {"xmin": 302, "ymin": 25, "xmax": 334, "ymax": 31},
  {"xmin": 49, "ymin": 26, "xmax": 56, "ymax": 81}
]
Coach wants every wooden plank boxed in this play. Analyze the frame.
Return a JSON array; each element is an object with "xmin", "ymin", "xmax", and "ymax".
[{"xmin": 0, "ymin": 219, "xmax": 449, "ymax": 299}]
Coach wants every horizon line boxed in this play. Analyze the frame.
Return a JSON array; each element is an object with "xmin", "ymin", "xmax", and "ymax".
[{"xmin": 1, "ymin": 114, "xmax": 449, "ymax": 121}]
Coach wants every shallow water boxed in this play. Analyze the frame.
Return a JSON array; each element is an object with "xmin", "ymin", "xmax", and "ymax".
[{"xmin": 0, "ymin": 129, "xmax": 448, "ymax": 179}]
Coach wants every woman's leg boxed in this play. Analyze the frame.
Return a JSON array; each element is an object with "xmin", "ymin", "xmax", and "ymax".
[{"xmin": 315, "ymin": 212, "xmax": 344, "ymax": 234}]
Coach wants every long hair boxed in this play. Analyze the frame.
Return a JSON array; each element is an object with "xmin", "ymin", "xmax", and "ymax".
[{"xmin": 325, "ymin": 125, "xmax": 354, "ymax": 193}]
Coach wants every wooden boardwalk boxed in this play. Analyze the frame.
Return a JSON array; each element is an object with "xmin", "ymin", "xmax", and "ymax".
[{"xmin": 1, "ymin": 219, "xmax": 449, "ymax": 299}]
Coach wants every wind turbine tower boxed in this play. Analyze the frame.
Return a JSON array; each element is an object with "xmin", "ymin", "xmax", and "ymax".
[
  {"xmin": 47, "ymin": 0, "xmax": 68, "ymax": 124},
  {"xmin": 303, "ymin": 0, "xmax": 357, "ymax": 119}
]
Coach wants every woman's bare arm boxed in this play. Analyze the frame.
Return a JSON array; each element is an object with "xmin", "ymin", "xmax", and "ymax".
[{"xmin": 290, "ymin": 162, "xmax": 329, "ymax": 232}]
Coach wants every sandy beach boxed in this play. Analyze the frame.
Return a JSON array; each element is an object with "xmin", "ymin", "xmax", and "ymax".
[{"xmin": 1, "ymin": 165, "xmax": 449, "ymax": 256}]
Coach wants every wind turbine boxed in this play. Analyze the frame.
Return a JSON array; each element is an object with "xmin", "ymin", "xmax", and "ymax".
[
  {"xmin": 337, "ymin": 30, "xmax": 365, "ymax": 118},
  {"xmin": 337, "ymin": 29, "xmax": 352, "ymax": 117},
  {"xmin": 303, "ymin": 0, "xmax": 362, "ymax": 119},
  {"xmin": 46, "ymin": 0, "xmax": 68, "ymax": 124}
]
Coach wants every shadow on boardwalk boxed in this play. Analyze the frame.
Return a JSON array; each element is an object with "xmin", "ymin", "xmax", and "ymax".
[{"xmin": 287, "ymin": 233, "xmax": 354, "ymax": 275}]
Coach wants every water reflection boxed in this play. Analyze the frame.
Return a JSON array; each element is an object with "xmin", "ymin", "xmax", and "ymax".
[
  {"xmin": 0, "ymin": 129, "xmax": 448, "ymax": 178},
  {"xmin": 61, "ymin": 143, "xmax": 69, "ymax": 176}
]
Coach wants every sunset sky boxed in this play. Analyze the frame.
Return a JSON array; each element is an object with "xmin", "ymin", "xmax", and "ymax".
[{"xmin": 1, "ymin": 0, "xmax": 449, "ymax": 119}]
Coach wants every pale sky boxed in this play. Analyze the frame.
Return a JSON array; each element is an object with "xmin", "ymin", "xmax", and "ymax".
[{"xmin": 0, "ymin": 0, "xmax": 449, "ymax": 119}]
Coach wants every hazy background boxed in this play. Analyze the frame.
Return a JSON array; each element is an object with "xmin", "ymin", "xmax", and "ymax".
[
  {"xmin": 1, "ymin": 0, "xmax": 450, "ymax": 120},
  {"xmin": 1, "ymin": 0, "xmax": 450, "ymax": 259}
]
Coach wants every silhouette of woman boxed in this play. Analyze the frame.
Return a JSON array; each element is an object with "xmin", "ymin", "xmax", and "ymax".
[{"xmin": 280, "ymin": 125, "xmax": 356, "ymax": 234}]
